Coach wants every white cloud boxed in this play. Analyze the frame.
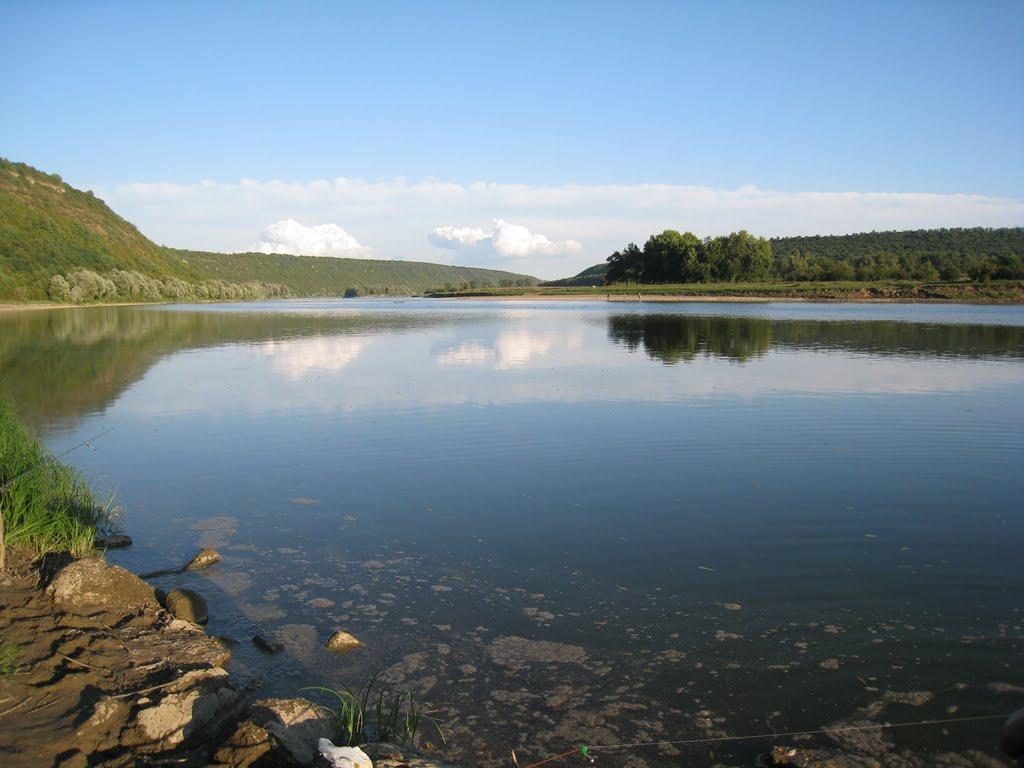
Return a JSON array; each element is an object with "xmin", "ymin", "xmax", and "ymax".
[
  {"xmin": 428, "ymin": 225, "xmax": 491, "ymax": 250},
  {"xmin": 253, "ymin": 218, "xmax": 368, "ymax": 257},
  {"xmin": 101, "ymin": 176, "xmax": 1024, "ymax": 280},
  {"xmin": 428, "ymin": 219, "xmax": 583, "ymax": 260}
]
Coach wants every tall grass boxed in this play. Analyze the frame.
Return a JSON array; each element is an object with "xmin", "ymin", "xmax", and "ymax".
[
  {"xmin": 303, "ymin": 676, "xmax": 443, "ymax": 747},
  {"xmin": 0, "ymin": 396, "xmax": 108, "ymax": 564}
]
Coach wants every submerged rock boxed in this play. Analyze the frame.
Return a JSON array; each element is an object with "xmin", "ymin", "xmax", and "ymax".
[
  {"xmin": 249, "ymin": 697, "xmax": 338, "ymax": 765},
  {"xmin": 325, "ymin": 629, "xmax": 362, "ymax": 653},
  {"xmin": 488, "ymin": 635, "xmax": 586, "ymax": 667},
  {"xmin": 95, "ymin": 533, "xmax": 133, "ymax": 549},
  {"xmin": 47, "ymin": 557, "xmax": 159, "ymax": 617},
  {"xmin": 165, "ymin": 588, "xmax": 209, "ymax": 625},
  {"xmin": 185, "ymin": 548, "xmax": 221, "ymax": 571},
  {"xmin": 252, "ymin": 634, "xmax": 284, "ymax": 654}
]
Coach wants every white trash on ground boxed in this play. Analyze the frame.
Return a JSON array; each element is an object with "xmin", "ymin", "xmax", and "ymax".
[{"xmin": 318, "ymin": 738, "xmax": 373, "ymax": 768}]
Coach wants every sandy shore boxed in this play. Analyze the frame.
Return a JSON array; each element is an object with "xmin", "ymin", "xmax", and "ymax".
[{"xmin": 0, "ymin": 301, "xmax": 153, "ymax": 313}]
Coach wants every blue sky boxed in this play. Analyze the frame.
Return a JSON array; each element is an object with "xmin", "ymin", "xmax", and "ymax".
[{"xmin": 2, "ymin": 1, "xmax": 1023, "ymax": 277}]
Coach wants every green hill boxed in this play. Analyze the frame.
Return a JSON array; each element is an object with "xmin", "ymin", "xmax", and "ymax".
[
  {"xmin": 0, "ymin": 159, "xmax": 201, "ymax": 299},
  {"xmin": 0, "ymin": 158, "xmax": 536, "ymax": 301}
]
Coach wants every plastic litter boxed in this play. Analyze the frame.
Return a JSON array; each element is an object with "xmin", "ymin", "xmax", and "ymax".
[{"xmin": 317, "ymin": 738, "xmax": 373, "ymax": 768}]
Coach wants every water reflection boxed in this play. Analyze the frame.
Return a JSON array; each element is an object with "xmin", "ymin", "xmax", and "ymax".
[
  {"xmin": 607, "ymin": 312, "xmax": 1024, "ymax": 365},
  {"xmin": 4, "ymin": 304, "xmax": 1024, "ymax": 430}
]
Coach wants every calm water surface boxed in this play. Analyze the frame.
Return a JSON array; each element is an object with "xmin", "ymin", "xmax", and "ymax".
[{"xmin": 2, "ymin": 299, "xmax": 1022, "ymax": 766}]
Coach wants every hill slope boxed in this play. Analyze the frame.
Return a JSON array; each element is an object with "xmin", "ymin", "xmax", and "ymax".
[
  {"xmin": 0, "ymin": 159, "xmax": 201, "ymax": 299},
  {"xmin": 0, "ymin": 159, "xmax": 536, "ymax": 301}
]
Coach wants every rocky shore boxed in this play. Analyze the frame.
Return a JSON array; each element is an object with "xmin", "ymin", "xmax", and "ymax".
[
  {"xmin": 0, "ymin": 551, "xmax": 1015, "ymax": 767},
  {"xmin": 0, "ymin": 554, "xmax": 454, "ymax": 768}
]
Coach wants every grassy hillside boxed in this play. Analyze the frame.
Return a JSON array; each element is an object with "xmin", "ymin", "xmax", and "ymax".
[
  {"xmin": 0, "ymin": 158, "xmax": 536, "ymax": 301},
  {"xmin": 175, "ymin": 249, "xmax": 535, "ymax": 297},
  {"xmin": 0, "ymin": 159, "xmax": 201, "ymax": 299}
]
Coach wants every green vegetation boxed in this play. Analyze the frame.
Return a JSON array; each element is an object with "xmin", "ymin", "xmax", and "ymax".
[
  {"xmin": 304, "ymin": 677, "xmax": 441, "ymax": 746},
  {"xmin": 0, "ymin": 158, "xmax": 536, "ymax": 302},
  {"xmin": 0, "ymin": 396, "xmax": 109, "ymax": 565},
  {"xmin": 598, "ymin": 227, "xmax": 1024, "ymax": 285},
  {"xmin": 430, "ymin": 279, "xmax": 1024, "ymax": 303},
  {"xmin": 0, "ymin": 643, "xmax": 19, "ymax": 676},
  {"xmin": 47, "ymin": 268, "xmax": 291, "ymax": 304},
  {"xmin": 548, "ymin": 227, "xmax": 1024, "ymax": 289},
  {"xmin": 177, "ymin": 248, "xmax": 535, "ymax": 298}
]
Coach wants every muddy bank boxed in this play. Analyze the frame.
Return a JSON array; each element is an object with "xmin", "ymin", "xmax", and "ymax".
[{"xmin": 0, "ymin": 555, "xmax": 452, "ymax": 768}]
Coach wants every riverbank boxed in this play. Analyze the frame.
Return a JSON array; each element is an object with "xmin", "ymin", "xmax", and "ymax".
[
  {"xmin": 427, "ymin": 279, "xmax": 1024, "ymax": 304},
  {"xmin": 0, "ymin": 552, "xmax": 454, "ymax": 768}
]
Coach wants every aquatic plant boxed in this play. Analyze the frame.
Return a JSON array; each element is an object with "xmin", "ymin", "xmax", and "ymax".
[
  {"xmin": 0, "ymin": 396, "xmax": 108, "ymax": 566},
  {"xmin": 303, "ymin": 675, "xmax": 443, "ymax": 747},
  {"xmin": 0, "ymin": 644, "xmax": 19, "ymax": 676}
]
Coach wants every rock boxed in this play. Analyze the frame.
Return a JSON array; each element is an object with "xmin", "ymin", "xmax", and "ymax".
[
  {"xmin": 185, "ymin": 548, "xmax": 221, "ymax": 571},
  {"xmin": 212, "ymin": 720, "xmax": 275, "ymax": 768},
  {"xmin": 1003, "ymin": 708, "xmax": 1024, "ymax": 759},
  {"xmin": 249, "ymin": 697, "xmax": 339, "ymax": 765},
  {"xmin": 95, "ymin": 534, "xmax": 133, "ymax": 549},
  {"xmin": 164, "ymin": 588, "xmax": 209, "ymax": 625},
  {"xmin": 319, "ymin": 739, "xmax": 372, "ymax": 768},
  {"xmin": 127, "ymin": 667, "xmax": 243, "ymax": 751},
  {"xmin": 47, "ymin": 557, "xmax": 159, "ymax": 617},
  {"xmin": 325, "ymin": 630, "xmax": 362, "ymax": 653},
  {"xmin": 253, "ymin": 634, "xmax": 284, "ymax": 654}
]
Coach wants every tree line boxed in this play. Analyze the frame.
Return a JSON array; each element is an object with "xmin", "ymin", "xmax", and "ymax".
[
  {"xmin": 47, "ymin": 268, "xmax": 292, "ymax": 304},
  {"xmin": 605, "ymin": 227, "xmax": 1024, "ymax": 284}
]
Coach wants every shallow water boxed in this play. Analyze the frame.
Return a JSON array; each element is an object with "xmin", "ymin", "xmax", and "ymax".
[{"xmin": 2, "ymin": 299, "xmax": 1022, "ymax": 765}]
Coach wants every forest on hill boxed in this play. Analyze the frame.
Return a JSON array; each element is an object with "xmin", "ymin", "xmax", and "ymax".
[
  {"xmin": 554, "ymin": 227, "xmax": 1024, "ymax": 286},
  {"xmin": 0, "ymin": 159, "xmax": 536, "ymax": 302}
]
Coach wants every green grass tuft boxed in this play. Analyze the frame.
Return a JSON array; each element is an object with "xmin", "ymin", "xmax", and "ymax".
[
  {"xmin": 303, "ymin": 675, "xmax": 444, "ymax": 747},
  {"xmin": 0, "ymin": 644, "xmax": 19, "ymax": 676},
  {"xmin": 0, "ymin": 395, "xmax": 108, "ymax": 562}
]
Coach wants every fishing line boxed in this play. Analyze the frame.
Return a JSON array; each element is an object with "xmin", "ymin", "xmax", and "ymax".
[{"xmin": 523, "ymin": 712, "xmax": 1007, "ymax": 767}]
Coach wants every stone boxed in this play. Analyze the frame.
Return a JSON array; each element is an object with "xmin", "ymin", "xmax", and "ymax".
[
  {"xmin": 95, "ymin": 534, "xmax": 133, "ymax": 549},
  {"xmin": 325, "ymin": 629, "xmax": 362, "ymax": 653},
  {"xmin": 1002, "ymin": 707, "xmax": 1024, "ymax": 760},
  {"xmin": 47, "ymin": 557, "xmax": 159, "ymax": 616},
  {"xmin": 252, "ymin": 634, "xmax": 284, "ymax": 654},
  {"xmin": 127, "ymin": 667, "xmax": 243, "ymax": 751},
  {"xmin": 164, "ymin": 588, "xmax": 209, "ymax": 625},
  {"xmin": 185, "ymin": 548, "xmax": 221, "ymax": 571},
  {"xmin": 212, "ymin": 720, "xmax": 275, "ymax": 768},
  {"xmin": 249, "ymin": 697, "xmax": 339, "ymax": 765}
]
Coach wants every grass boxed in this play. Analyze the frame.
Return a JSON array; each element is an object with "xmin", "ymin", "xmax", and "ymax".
[
  {"xmin": 0, "ymin": 395, "xmax": 109, "ymax": 565},
  {"xmin": 0, "ymin": 644, "xmax": 19, "ymax": 676},
  {"xmin": 428, "ymin": 279, "xmax": 1024, "ymax": 303},
  {"xmin": 303, "ymin": 675, "xmax": 443, "ymax": 747}
]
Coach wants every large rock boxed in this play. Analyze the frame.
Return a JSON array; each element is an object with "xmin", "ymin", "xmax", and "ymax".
[
  {"xmin": 325, "ymin": 630, "xmax": 362, "ymax": 653},
  {"xmin": 212, "ymin": 720, "xmax": 275, "ymax": 768},
  {"xmin": 126, "ymin": 667, "xmax": 243, "ymax": 751},
  {"xmin": 94, "ymin": 534, "xmax": 133, "ymax": 549},
  {"xmin": 164, "ymin": 588, "xmax": 209, "ymax": 625},
  {"xmin": 249, "ymin": 697, "xmax": 339, "ymax": 765},
  {"xmin": 47, "ymin": 557, "xmax": 159, "ymax": 617},
  {"xmin": 185, "ymin": 548, "xmax": 221, "ymax": 571}
]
